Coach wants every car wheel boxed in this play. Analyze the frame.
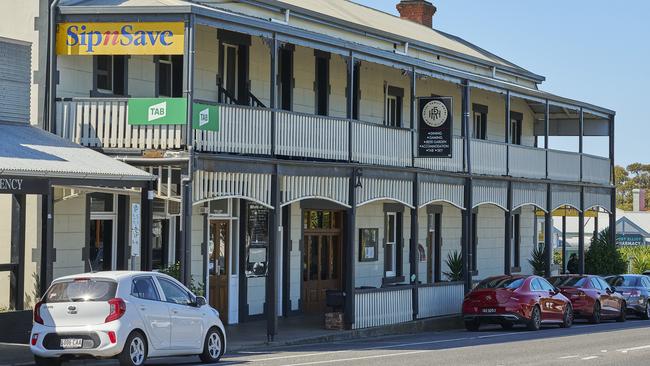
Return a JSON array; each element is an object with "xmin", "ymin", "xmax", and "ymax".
[
  {"xmin": 119, "ymin": 331, "xmax": 148, "ymax": 366},
  {"xmin": 199, "ymin": 327, "xmax": 224, "ymax": 363},
  {"xmin": 641, "ymin": 302, "xmax": 650, "ymax": 320},
  {"xmin": 590, "ymin": 301, "xmax": 602, "ymax": 324},
  {"xmin": 616, "ymin": 301, "xmax": 627, "ymax": 322},
  {"xmin": 527, "ymin": 306, "xmax": 542, "ymax": 331},
  {"xmin": 34, "ymin": 356, "xmax": 61, "ymax": 366},
  {"xmin": 464, "ymin": 320, "xmax": 480, "ymax": 332},
  {"xmin": 501, "ymin": 322, "xmax": 514, "ymax": 330},
  {"xmin": 560, "ymin": 304, "xmax": 574, "ymax": 328}
]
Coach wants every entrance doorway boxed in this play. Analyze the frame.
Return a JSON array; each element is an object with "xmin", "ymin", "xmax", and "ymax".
[
  {"xmin": 209, "ymin": 220, "xmax": 230, "ymax": 323},
  {"xmin": 89, "ymin": 218, "xmax": 115, "ymax": 271},
  {"xmin": 302, "ymin": 210, "xmax": 343, "ymax": 314}
]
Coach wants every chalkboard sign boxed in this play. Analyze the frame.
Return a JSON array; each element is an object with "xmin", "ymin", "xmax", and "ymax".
[
  {"xmin": 417, "ymin": 97, "xmax": 453, "ymax": 158},
  {"xmin": 246, "ymin": 203, "xmax": 269, "ymax": 277}
]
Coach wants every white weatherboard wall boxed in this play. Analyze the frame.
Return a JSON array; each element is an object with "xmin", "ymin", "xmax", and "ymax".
[
  {"xmin": 0, "ymin": 195, "xmax": 11, "ymax": 309},
  {"xmin": 52, "ymin": 193, "xmax": 86, "ymax": 279},
  {"xmin": 355, "ymin": 201, "xmax": 411, "ymax": 288}
]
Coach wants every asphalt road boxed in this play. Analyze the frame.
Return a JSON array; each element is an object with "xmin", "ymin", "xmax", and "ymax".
[{"xmin": 12, "ymin": 318, "xmax": 650, "ymax": 366}]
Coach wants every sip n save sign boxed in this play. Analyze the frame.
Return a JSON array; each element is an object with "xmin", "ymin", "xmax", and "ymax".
[
  {"xmin": 127, "ymin": 98, "xmax": 219, "ymax": 131},
  {"xmin": 56, "ymin": 22, "xmax": 184, "ymax": 55}
]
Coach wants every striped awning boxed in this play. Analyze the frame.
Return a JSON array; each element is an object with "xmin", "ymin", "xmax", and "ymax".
[
  {"xmin": 193, "ymin": 170, "xmax": 273, "ymax": 208},
  {"xmin": 550, "ymin": 184, "xmax": 582, "ymax": 212},
  {"xmin": 512, "ymin": 182, "xmax": 547, "ymax": 212},
  {"xmin": 419, "ymin": 175, "xmax": 464, "ymax": 210},
  {"xmin": 356, "ymin": 177, "xmax": 413, "ymax": 208},
  {"xmin": 281, "ymin": 175, "xmax": 349, "ymax": 207},
  {"xmin": 473, "ymin": 179, "xmax": 508, "ymax": 211},
  {"xmin": 584, "ymin": 186, "xmax": 612, "ymax": 213}
]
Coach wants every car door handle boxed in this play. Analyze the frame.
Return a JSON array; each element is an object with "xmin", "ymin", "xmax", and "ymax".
[
  {"xmin": 172, "ymin": 309, "xmax": 179, "ymax": 314},
  {"xmin": 139, "ymin": 306, "xmax": 147, "ymax": 311}
]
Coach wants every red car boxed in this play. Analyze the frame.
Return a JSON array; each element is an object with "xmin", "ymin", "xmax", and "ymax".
[
  {"xmin": 462, "ymin": 275, "xmax": 573, "ymax": 331},
  {"xmin": 549, "ymin": 275, "xmax": 626, "ymax": 323}
]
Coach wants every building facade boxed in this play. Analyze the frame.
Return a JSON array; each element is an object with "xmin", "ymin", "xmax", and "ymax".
[{"xmin": 2, "ymin": 0, "xmax": 616, "ymax": 339}]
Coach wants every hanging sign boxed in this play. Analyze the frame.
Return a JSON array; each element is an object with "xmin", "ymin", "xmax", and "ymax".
[
  {"xmin": 128, "ymin": 98, "xmax": 187, "ymax": 125},
  {"xmin": 617, "ymin": 234, "xmax": 645, "ymax": 246},
  {"xmin": 192, "ymin": 103, "xmax": 220, "ymax": 132},
  {"xmin": 418, "ymin": 97, "xmax": 453, "ymax": 158},
  {"xmin": 56, "ymin": 22, "xmax": 185, "ymax": 55}
]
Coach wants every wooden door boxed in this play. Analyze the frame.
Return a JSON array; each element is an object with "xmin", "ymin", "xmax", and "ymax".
[
  {"xmin": 209, "ymin": 220, "xmax": 229, "ymax": 323},
  {"xmin": 302, "ymin": 210, "xmax": 343, "ymax": 314}
]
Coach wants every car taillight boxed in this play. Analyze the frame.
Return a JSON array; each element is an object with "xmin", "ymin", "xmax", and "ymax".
[
  {"xmin": 105, "ymin": 298, "xmax": 126, "ymax": 323},
  {"xmin": 630, "ymin": 290, "xmax": 641, "ymax": 296},
  {"xmin": 31, "ymin": 333, "xmax": 39, "ymax": 346},
  {"xmin": 33, "ymin": 301, "xmax": 44, "ymax": 325}
]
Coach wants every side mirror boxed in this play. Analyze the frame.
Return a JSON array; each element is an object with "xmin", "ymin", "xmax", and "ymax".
[
  {"xmin": 195, "ymin": 296, "xmax": 207, "ymax": 307},
  {"xmin": 609, "ymin": 286, "xmax": 616, "ymax": 293}
]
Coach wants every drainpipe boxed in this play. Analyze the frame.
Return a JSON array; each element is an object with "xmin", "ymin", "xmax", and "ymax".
[{"xmin": 45, "ymin": 0, "xmax": 61, "ymax": 133}]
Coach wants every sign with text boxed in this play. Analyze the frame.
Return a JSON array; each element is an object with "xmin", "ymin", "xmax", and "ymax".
[
  {"xmin": 617, "ymin": 234, "xmax": 646, "ymax": 246},
  {"xmin": 56, "ymin": 22, "xmax": 185, "ymax": 55},
  {"xmin": 128, "ymin": 98, "xmax": 187, "ymax": 126},
  {"xmin": 131, "ymin": 203, "xmax": 141, "ymax": 258},
  {"xmin": 0, "ymin": 177, "xmax": 49, "ymax": 194},
  {"xmin": 192, "ymin": 103, "xmax": 220, "ymax": 132},
  {"xmin": 417, "ymin": 97, "xmax": 453, "ymax": 158}
]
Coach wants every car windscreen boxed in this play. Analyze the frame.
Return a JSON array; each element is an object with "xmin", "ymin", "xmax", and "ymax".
[
  {"xmin": 43, "ymin": 279, "xmax": 117, "ymax": 303},
  {"xmin": 605, "ymin": 276, "xmax": 640, "ymax": 288},
  {"xmin": 476, "ymin": 277, "xmax": 524, "ymax": 290},
  {"xmin": 549, "ymin": 277, "xmax": 587, "ymax": 288}
]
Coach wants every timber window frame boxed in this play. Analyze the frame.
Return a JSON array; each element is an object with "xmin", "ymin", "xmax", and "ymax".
[
  {"xmin": 384, "ymin": 85, "xmax": 404, "ymax": 128},
  {"xmin": 92, "ymin": 55, "xmax": 128, "ymax": 97},
  {"xmin": 155, "ymin": 55, "xmax": 183, "ymax": 98},
  {"xmin": 510, "ymin": 111, "xmax": 523, "ymax": 145},
  {"xmin": 383, "ymin": 204, "xmax": 404, "ymax": 284},
  {"xmin": 472, "ymin": 104, "xmax": 488, "ymax": 140},
  {"xmin": 314, "ymin": 50, "xmax": 331, "ymax": 116}
]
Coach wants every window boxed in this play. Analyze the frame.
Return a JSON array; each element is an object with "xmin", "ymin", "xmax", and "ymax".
[
  {"xmin": 245, "ymin": 203, "xmax": 269, "ymax": 277},
  {"xmin": 384, "ymin": 212, "xmax": 403, "ymax": 279},
  {"xmin": 131, "ymin": 277, "xmax": 160, "ymax": 301},
  {"xmin": 538, "ymin": 278, "xmax": 556, "ymax": 291},
  {"xmin": 549, "ymin": 276, "xmax": 587, "ymax": 288},
  {"xmin": 476, "ymin": 277, "xmax": 524, "ymax": 290},
  {"xmin": 385, "ymin": 86, "xmax": 403, "ymax": 127},
  {"xmin": 44, "ymin": 280, "xmax": 117, "ymax": 303},
  {"xmin": 510, "ymin": 112, "xmax": 523, "ymax": 145},
  {"xmin": 472, "ymin": 104, "xmax": 488, "ymax": 140},
  {"xmin": 95, "ymin": 55, "xmax": 126, "ymax": 96},
  {"xmin": 279, "ymin": 47, "xmax": 294, "ymax": 111},
  {"xmin": 590, "ymin": 278, "xmax": 603, "ymax": 290},
  {"xmin": 597, "ymin": 278, "xmax": 612, "ymax": 291},
  {"xmin": 428, "ymin": 211, "xmax": 442, "ymax": 283},
  {"xmin": 158, "ymin": 277, "xmax": 193, "ymax": 305},
  {"xmin": 157, "ymin": 55, "xmax": 183, "ymax": 97},
  {"xmin": 152, "ymin": 219, "xmax": 169, "ymax": 270},
  {"xmin": 530, "ymin": 278, "xmax": 542, "ymax": 291},
  {"xmin": 222, "ymin": 43, "xmax": 239, "ymax": 101},
  {"xmin": 315, "ymin": 51, "xmax": 330, "ymax": 116}
]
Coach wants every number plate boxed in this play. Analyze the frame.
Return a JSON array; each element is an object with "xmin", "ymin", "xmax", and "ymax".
[
  {"xmin": 482, "ymin": 308, "xmax": 497, "ymax": 314},
  {"xmin": 60, "ymin": 338, "xmax": 83, "ymax": 349}
]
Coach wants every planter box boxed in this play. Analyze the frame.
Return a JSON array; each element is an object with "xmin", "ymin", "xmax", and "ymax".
[{"xmin": 324, "ymin": 312, "xmax": 344, "ymax": 330}]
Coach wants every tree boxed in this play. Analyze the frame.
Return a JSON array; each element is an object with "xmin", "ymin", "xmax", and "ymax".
[
  {"xmin": 528, "ymin": 246, "xmax": 546, "ymax": 276},
  {"xmin": 616, "ymin": 163, "xmax": 650, "ymax": 211},
  {"xmin": 443, "ymin": 251, "xmax": 463, "ymax": 282},
  {"xmin": 585, "ymin": 228, "xmax": 626, "ymax": 275}
]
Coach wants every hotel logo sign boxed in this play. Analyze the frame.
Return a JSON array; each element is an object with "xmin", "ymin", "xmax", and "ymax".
[
  {"xmin": 418, "ymin": 97, "xmax": 453, "ymax": 158},
  {"xmin": 56, "ymin": 22, "xmax": 185, "ymax": 55}
]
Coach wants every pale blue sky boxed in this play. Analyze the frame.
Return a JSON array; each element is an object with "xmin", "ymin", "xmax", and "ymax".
[{"xmin": 353, "ymin": 0, "xmax": 648, "ymax": 167}]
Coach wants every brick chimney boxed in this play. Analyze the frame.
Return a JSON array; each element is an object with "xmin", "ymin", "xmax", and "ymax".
[
  {"xmin": 633, "ymin": 189, "xmax": 646, "ymax": 212},
  {"xmin": 396, "ymin": 0, "xmax": 437, "ymax": 28}
]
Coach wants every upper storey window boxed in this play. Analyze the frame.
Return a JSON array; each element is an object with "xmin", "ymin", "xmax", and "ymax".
[
  {"xmin": 472, "ymin": 104, "xmax": 488, "ymax": 140},
  {"xmin": 385, "ymin": 85, "xmax": 403, "ymax": 128},
  {"xmin": 93, "ymin": 55, "xmax": 127, "ymax": 96}
]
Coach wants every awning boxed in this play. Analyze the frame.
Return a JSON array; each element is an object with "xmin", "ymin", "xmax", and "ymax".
[{"xmin": 0, "ymin": 122, "xmax": 153, "ymax": 184}]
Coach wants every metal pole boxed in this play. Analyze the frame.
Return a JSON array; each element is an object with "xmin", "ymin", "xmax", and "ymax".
[
  {"xmin": 347, "ymin": 51, "xmax": 354, "ymax": 162},
  {"xmin": 579, "ymin": 108, "xmax": 584, "ymax": 182},
  {"xmin": 505, "ymin": 90, "xmax": 511, "ymax": 176},
  {"xmin": 270, "ymin": 34, "xmax": 278, "ymax": 157},
  {"xmin": 40, "ymin": 187, "xmax": 54, "ymax": 294},
  {"xmin": 410, "ymin": 174, "xmax": 419, "ymax": 320},
  {"xmin": 544, "ymin": 185, "xmax": 552, "ymax": 277},
  {"xmin": 46, "ymin": 0, "xmax": 61, "ymax": 133},
  {"xmin": 609, "ymin": 115, "xmax": 616, "ymax": 248},
  {"xmin": 562, "ymin": 215, "xmax": 567, "ymax": 274},
  {"xmin": 578, "ymin": 188, "xmax": 585, "ymax": 275},
  {"xmin": 344, "ymin": 169, "xmax": 357, "ymax": 328},
  {"xmin": 411, "ymin": 66, "xmax": 417, "ymax": 167},
  {"xmin": 266, "ymin": 171, "xmax": 280, "ymax": 341},
  {"xmin": 504, "ymin": 182, "xmax": 512, "ymax": 275},
  {"xmin": 462, "ymin": 80, "xmax": 473, "ymax": 292}
]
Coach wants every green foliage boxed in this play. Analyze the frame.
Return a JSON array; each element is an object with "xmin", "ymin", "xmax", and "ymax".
[
  {"xmin": 585, "ymin": 228, "xmax": 627, "ymax": 275},
  {"xmin": 443, "ymin": 251, "xmax": 463, "ymax": 282},
  {"xmin": 158, "ymin": 262, "xmax": 205, "ymax": 297},
  {"xmin": 553, "ymin": 249, "xmax": 563, "ymax": 266},
  {"xmin": 528, "ymin": 245, "xmax": 546, "ymax": 276},
  {"xmin": 616, "ymin": 163, "xmax": 650, "ymax": 210},
  {"xmin": 619, "ymin": 246, "xmax": 650, "ymax": 274}
]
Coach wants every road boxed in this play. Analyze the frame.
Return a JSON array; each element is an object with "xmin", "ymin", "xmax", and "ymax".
[{"xmin": 11, "ymin": 319, "xmax": 650, "ymax": 365}]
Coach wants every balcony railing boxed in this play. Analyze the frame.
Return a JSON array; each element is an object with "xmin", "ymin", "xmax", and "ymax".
[
  {"xmin": 54, "ymin": 98, "xmax": 612, "ymax": 185},
  {"xmin": 56, "ymin": 98, "xmax": 184, "ymax": 150}
]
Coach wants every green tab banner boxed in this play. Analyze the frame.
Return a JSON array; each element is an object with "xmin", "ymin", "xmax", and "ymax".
[
  {"xmin": 192, "ymin": 103, "xmax": 220, "ymax": 132},
  {"xmin": 128, "ymin": 98, "xmax": 187, "ymax": 125}
]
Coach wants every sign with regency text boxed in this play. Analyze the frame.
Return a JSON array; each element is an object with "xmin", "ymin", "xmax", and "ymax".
[
  {"xmin": 56, "ymin": 22, "xmax": 185, "ymax": 56},
  {"xmin": 0, "ymin": 177, "xmax": 49, "ymax": 194},
  {"xmin": 417, "ymin": 97, "xmax": 453, "ymax": 158}
]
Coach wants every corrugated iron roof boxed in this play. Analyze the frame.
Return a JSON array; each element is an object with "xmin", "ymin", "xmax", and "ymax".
[{"xmin": 0, "ymin": 122, "xmax": 152, "ymax": 181}]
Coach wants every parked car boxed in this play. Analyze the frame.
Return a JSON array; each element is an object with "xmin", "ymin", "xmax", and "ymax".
[
  {"xmin": 605, "ymin": 274, "xmax": 650, "ymax": 319},
  {"xmin": 548, "ymin": 275, "xmax": 626, "ymax": 323},
  {"xmin": 462, "ymin": 275, "xmax": 573, "ymax": 331},
  {"xmin": 30, "ymin": 271, "xmax": 226, "ymax": 366}
]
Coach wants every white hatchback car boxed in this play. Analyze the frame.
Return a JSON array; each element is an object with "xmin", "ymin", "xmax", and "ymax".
[{"xmin": 30, "ymin": 271, "xmax": 226, "ymax": 366}]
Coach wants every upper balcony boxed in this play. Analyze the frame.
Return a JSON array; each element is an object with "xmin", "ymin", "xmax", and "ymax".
[{"xmin": 52, "ymin": 22, "xmax": 613, "ymax": 187}]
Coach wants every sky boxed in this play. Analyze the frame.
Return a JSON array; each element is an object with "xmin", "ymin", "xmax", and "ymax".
[{"xmin": 353, "ymin": 0, "xmax": 649, "ymax": 167}]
